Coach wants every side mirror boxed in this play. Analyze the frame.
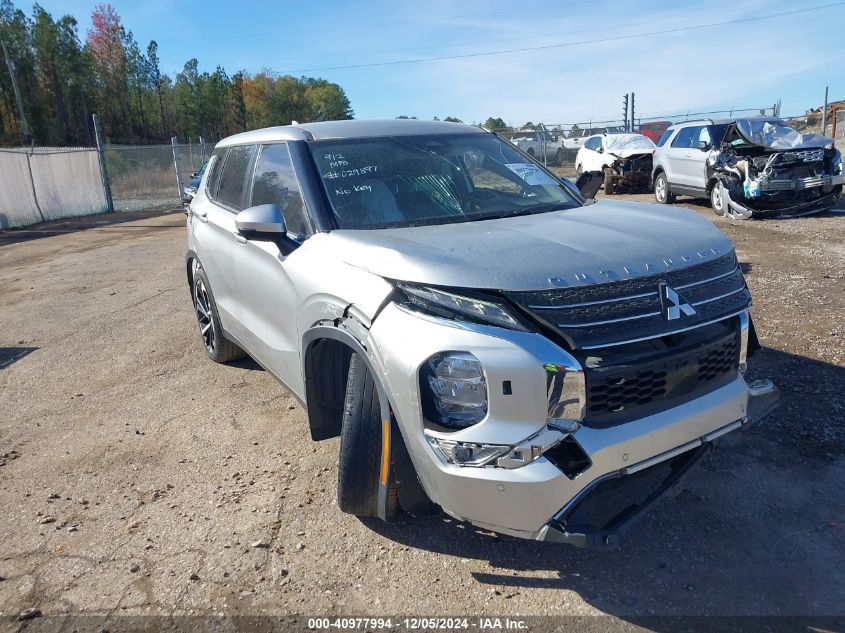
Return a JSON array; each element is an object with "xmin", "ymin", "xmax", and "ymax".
[
  {"xmin": 596, "ymin": 146, "xmax": 604, "ymax": 153},
  {"xmin": 190, "ymin": 172, "xmax": 198, "ymax": 178},
  {"xmin": 697, "ymin": 141, "xmax": 711, "ymax": 151},
  {"xmin": 575, "ymin": 171, "xmax": 603, "ymax": 199},
  {"xmin": 235, "ymin": 204, "xmax": 300, "ymax": 255},
  {"xmin": 235, "ymin": 204, "xmax": 287, "ymax": 236}
]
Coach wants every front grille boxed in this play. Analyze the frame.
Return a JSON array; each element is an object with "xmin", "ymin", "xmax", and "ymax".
[
  {"xmin": 583, "ymin": 325, "xmax": 738, "ymax": 426},
  {"xmin": 504, "ymin": 252, "xmax": 750, "ymax": 348}
]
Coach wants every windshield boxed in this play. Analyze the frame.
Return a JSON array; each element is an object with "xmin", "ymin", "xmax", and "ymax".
[
  {"xmin": 309, "ymin": 133, "xmax": 579, "ymax": 230},
  {"xmin": 734, "ymin": 119, "xmax": 832, "ymax": 150}
]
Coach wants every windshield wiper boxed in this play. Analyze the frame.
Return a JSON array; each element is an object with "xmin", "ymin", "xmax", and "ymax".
[{"xmin": 476, "ymin": 203, "xmax": 572, "ymax": 221}]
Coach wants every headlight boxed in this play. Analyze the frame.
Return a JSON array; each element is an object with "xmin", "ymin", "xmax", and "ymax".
[
  {"xmin": 421, "ymin": 352, "xmax": 487, "ymax": 429},
  {"xmin": 397, "ymin": 283, "xmax": 528, "ymax": 331}
]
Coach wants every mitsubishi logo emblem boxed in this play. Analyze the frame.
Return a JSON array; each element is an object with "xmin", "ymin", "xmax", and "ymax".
[{"xmin": 659, "ymin": 283, "xmax": 696, "ymax": 321}]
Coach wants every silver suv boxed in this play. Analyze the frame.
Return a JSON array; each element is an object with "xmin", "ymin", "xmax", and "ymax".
[
  {"xmin": 652, "ymin": 117, "xmax": 843, "ymax": 218},
  {"xmin": 186, "ymin": 119, "xmax": 777, "ymax": 547}
]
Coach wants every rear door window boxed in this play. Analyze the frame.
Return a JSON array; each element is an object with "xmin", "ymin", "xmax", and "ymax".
[
  {"xmin": 217, "ymin": 145, "xmax": 255, "ymax": 210},
  {"xmin": 250, "ymin": 143, "xmax": 310, "ymax": 237}
]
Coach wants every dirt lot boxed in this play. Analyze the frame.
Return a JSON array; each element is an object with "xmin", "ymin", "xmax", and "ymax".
[{"xmin": 0, "ymin": 194, "xmax": 844, "ymax": 629}]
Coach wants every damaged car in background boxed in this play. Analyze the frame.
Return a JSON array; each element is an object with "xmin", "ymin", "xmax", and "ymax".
[
  {"xmin": 575, "ymin": 133, "xmax": 656, "ymax": 194},
  {"xmin": 653, "ymin": 117, "xmax": 843, "ymax": 219},
  {"xmin": 709, "ymin": 119, "xmax": 844, "ymax": 219}
]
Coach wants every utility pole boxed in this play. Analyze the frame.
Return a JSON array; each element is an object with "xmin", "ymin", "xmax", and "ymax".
[
  {"xmin": 1, "ymin": 31, "xmax": 32, "ymax": 145},
  {"xmin": 622, "ymin": 93, "xmax": 629, "ymax": 132},
  {"xmin": 630, "ymin": 92, "xmax": 636, "ymax": 132},
  {"xmin": 821, "ymin": 86, "xmax": 829, "ymax": 135}
]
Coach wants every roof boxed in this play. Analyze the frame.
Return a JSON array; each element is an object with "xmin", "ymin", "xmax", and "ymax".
[{"xmin": 216, "ymin": 119, "xmax": 485, "ymax": 147}]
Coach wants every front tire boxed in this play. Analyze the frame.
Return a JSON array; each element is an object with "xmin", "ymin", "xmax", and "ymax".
[
  {"xmin": 192, "ymin": 266, "xmax": 245, "ymax": 363},
  {"xmin": 603, "ymin": 168, "xmax": 616, "ymax": 195},
  {"xmin": 710, "ymin": 182, "xmax": 726, "ymax": 216},
  {"xmin": 337, "ymin": 353, "xmax": 399, "ymax": 519}
]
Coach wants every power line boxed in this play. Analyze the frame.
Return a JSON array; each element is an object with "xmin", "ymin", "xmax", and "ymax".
[{"xmin": 274, "ymin": 2, "xmax": 845, "ymax": 74}]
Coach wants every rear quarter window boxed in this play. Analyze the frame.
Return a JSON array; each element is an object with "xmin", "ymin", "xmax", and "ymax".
[
  {"xmin": 205, "ymin": 149, "xmax": 226, "ymax": 198},
  {"xmin": 656, "ymin": 129, "xmax": 673, "ymax": 147}
]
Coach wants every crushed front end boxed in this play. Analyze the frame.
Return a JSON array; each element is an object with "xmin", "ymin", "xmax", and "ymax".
[
  {"xmin": 602, "ymin": 134, "xmax": 656, "ymax": 193},
  {"xmin": 605, "ymin": 153, "xmax": 653, "ymax": 192},
  {"xmin": 708, "ymin": 119, "xmax": 844, "ymax": 218}
]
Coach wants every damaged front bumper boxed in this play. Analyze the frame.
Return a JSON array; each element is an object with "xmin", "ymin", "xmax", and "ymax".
[
  {"xmin": 721, "ymin": 183, "xmax": 841, "ymax": 219},
  {"xmin": 369, "ymin": 302, "xmax": 779, "ymax": 547},
  {"xmin": 539, "ymin": 378, "xmax": 779, "ymax": 548}
]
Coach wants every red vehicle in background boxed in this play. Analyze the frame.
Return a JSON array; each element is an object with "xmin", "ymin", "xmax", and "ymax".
[{"xmin": 637, "ymin": 120, "xmax": 672, "ymax": 143}]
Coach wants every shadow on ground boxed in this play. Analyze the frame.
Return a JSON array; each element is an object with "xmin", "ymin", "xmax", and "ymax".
[
  {"xmin": 0, "ymin": 346, "xmax": 38, "ymax": 370},
  {"xmin": 0, "ymin": 208, "xmax": 183, "ymax": 247},
  {"xmin": 364, "ymin": 348, "xmax": 845, "ymax": 624}
]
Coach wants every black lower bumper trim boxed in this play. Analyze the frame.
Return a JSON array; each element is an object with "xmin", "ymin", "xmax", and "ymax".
[{"xmin": 541, "ymin": 443, "xmax": 712, "ymax": 548}]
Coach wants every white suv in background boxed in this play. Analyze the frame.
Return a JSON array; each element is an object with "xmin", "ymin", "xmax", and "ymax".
[{"xmin": 651, "ymin": 119, "xmax": 731, "ymax": 209}]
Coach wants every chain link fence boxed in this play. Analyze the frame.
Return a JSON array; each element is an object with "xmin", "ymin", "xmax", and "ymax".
[
  {"xmin": 104, "ymin": 138, "xmax": 212, "ymax": 212},
  {"xmin": 3, "ymin": 106, "xmax": 842, "ymax": 229}
]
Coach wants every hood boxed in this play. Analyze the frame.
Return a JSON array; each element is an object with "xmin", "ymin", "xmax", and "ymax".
[
  {"xmin": 605, "ymin": 133, "xmax": 656, "ymax": 159},
  {"xmin": 733, "ymin": 119, "xmax": 834, "ymax": 150},
  {"xmin": 325, "ymin": 201, "xmax": 734, "ymax": 291}
]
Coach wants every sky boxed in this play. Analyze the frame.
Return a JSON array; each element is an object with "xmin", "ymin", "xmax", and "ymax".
[{"xmin": 33, "ymin": 0, "xmax": 845, "ymax": 125}]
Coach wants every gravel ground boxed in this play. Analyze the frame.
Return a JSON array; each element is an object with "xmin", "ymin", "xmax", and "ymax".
[{"xmin": 0, "ymin": 197, "xmax": 843, "ymax": 629}]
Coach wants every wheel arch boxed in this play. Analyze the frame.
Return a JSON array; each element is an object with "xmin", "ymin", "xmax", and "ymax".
[
  {"xmin": 301, "ymin": 324, "xmax": 428, "ymax": 519},
  {"xmin": 706, "ymin": 175, "xmax": 722, "ymax": 196},
  {"xmin": 185, "ymin": 249, "xmax": 200, "ymax": 299}
]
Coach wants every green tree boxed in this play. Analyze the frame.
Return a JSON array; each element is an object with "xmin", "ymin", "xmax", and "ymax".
[
  {"xmin": 483, "ymin": 116, "xmax": 506, "ymax": 130},
  {"xmin": 0, "ymin": 0, "xmax": 357, "ymax": 146}
]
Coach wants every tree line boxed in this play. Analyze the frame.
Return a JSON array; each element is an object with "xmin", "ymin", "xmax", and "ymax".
[{"xmin": 0, "ymin": 1, "xmax": 353, "ymax": 147}]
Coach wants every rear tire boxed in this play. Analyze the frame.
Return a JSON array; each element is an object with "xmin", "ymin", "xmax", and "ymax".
[
  {"xmin": 337, "ymin": 353, "xmax": 399, "ymax": 519},
  {"xmin": 192, "ymin": 266, "xmax": 246, "ymax": 363},
  {"xmin": 654, "ymin": 172, "xmax": 675, "ymax": 204}
]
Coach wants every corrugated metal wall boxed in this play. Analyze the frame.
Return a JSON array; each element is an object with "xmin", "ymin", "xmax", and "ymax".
[{"xmin": 0, "ymin": 147, "xmax": 108, "ymax": 229}]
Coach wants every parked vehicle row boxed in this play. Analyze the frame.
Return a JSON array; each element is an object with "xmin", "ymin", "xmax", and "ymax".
[
  {"xmin": 186, "ymin": 118, "xmax": 778, "ymax": 548},
  {"xmin": 652, "ymin": 117, "xmax": 844, "ymax": 219},
  {"xmin": 510, "ymin": 125, "xmax": 627, "ymax": 164}
]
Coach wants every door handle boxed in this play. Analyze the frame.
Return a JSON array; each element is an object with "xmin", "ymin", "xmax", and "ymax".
[
  {"xmin": 234, "ymin": 232, "xmax": 248, "ymax": 244},
  {"xmin": 683, "ymin": 153, "xmax": 692, "ymax": 158}
]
